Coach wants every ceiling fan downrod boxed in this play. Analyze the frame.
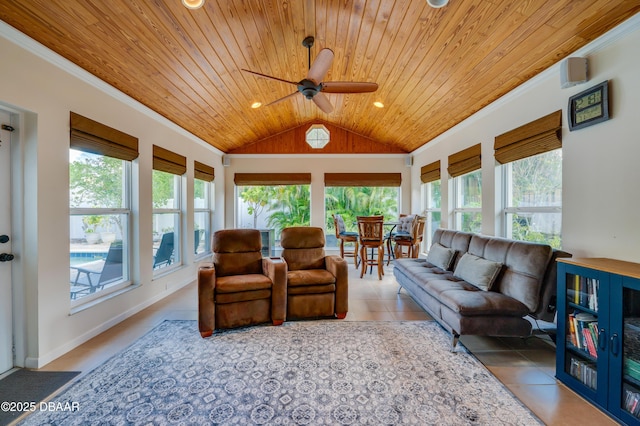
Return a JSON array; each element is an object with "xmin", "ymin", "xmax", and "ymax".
[{"xmin": 302, "ymin": 36, "xmax": 314, "ymax": 70}]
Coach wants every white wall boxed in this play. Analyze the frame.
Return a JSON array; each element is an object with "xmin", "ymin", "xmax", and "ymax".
[
  {"xmin": 0, "ymin": 23, "xmax": 225, "ymax": 367},
  {"xmin": 411, "ymin": 15, "xmax": 640, "ymax": 262}
]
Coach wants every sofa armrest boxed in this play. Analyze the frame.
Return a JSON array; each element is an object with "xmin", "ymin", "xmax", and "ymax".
[
  {"xmin": 531, "ymin": 249, "xmax": 573, "ymax": 322},
  {"xmin": 326, "ymin": 255, "xmax": 349, "ymax": 316},
  {"xmin": 263, "ymin": 257, "xmax": 288, "ymax": 324},
  {"xmin": 198, "ymin": 263, "xmax": 216, "ymax": 338}
]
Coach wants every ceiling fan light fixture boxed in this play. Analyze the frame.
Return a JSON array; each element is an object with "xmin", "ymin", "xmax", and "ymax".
[
  {"xmin": 306, "ymin": 124, "xmax": 330, "ymax": 149},
  {"xmin": 374, "ymin": 101, "xmax": 385, "ymax": 108},
  {"xmin": 182, "ymin": 0, "xmax": 204, "ymax": 10},
  {"xmin": 427, "ymin": 0, "xmax": 449, "ymax": 8},
  {"xmin": 251, "ymin": 102, "xmax": 262, "ymax": 109}
]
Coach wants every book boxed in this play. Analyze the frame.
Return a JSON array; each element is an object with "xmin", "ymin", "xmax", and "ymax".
[{"xmin": 582, "ymin": 327, "xmax": 597, "ymax": 358}]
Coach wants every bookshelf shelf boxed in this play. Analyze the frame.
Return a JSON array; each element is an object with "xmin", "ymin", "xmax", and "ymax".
[{"xmin": 557, "ymin": 258, "xmax": 640, "ymax": 425}]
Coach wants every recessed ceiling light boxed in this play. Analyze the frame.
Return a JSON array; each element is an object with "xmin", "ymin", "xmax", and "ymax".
[
  {"xmin": 251, "ymin": 102, "xmax": 262, "ymax": 109},
  {"xmin": 374, "ymin": 101, "xmax": 384, "ymax": 108},
  {"xmin": 427, "ymin": 0, "xmax": 448, "ymax": 8},
  {"xmin": 182, "ymin": 0, "xmax": 205, "ymax": 10}
]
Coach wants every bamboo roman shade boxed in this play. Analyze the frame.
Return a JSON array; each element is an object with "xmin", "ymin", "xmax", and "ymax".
[
  {"xmin": 447, "ymin": 144, "xmax": 481, "ymax": 178},
  {"xmin": 70, "ymin": 112, "xmax": 139, "ymax": 161},
  {"xmin": 153, "ymin": 145, "xmax": 186, "ymax": 175},
  {"xmin": 494, "ymin": 110, "xmax": 562, "ymax": 164},
  {"xmin": 324, "ymin": 173, "xmax": 402, "ymax": 187},
  {"xmin": 420, "ymin": 160, "xmax": 441, "ymax": 184},
  {"xmin": 234, "ymin": 173, "xmax": 311, "ymax": 186},
  {"xmin": 194, "ymin": 161, "xmax": 214, "ymax": 182}
]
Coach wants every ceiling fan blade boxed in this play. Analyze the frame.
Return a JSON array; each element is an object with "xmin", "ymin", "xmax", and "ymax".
[
  {"xmin": 241, "ymin": 69, "xmax": 298, "ymax": 86},
  {"xmin": 312, "ymin": 92, "xmax": 333, "ymax": 113},
  {"xmin": 264, "ymin": 91, "xmax": 299, "ymax": 107},
  {"xmin": 321, "ymin": 81, "xmax": 379, "ymax": 93},
  {"xmin": 306, "ymin": 48, "xmax": 334, "ymax": 84}
]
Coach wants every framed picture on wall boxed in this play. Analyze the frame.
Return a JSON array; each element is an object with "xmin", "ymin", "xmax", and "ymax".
[{"xmin": 568, "ymin": 80, "xmax": 610, "ymax": 131}]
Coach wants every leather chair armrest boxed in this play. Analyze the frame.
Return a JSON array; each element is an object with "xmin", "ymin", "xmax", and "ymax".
[
  {"xmin": 326, "ymin": 255, "xmax": 349, "ymax": 317},
  {"xmin": 198, "ymin": 263, "xmax": 216, "ymax": 337},
  {"xmin": 263, "ymin": 257, "xmax": 287, "ymax": 325}
]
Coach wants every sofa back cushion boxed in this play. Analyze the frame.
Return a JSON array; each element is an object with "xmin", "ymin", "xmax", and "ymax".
[
  {"xmin": 212, "ymin": 229, "xmax": 264, "ymax": 276},
  {"xmin": 280, "ymin": 226, "xmax": 326, "ymax": 271},
  {"xmin": 468, "ymin": 235, "xmax": 552, "ymax": 312}
]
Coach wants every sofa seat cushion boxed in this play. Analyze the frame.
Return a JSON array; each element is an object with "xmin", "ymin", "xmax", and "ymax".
[
  {"xmin": 438, "ymin": 289, "xmax": 530, "ymax": 317},
  {"xmin": 215, "ymin": 274, "xmax": 272, "ymax": 293},
  {"xmin": 288, "ymin": 269, "xmax": 336, "ymax": 287}
]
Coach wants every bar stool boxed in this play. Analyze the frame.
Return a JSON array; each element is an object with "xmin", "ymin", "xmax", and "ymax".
[
  {"xmin": 394, "ymin": 215, "xmax": 425, "ymax": 259},
  {"xmin": 333, "ymin": 214, "xmax": 359, "ymax": 267},
  {"xmin": 357, "ymin": 215, "xmax": 385, "ymax": 280}
]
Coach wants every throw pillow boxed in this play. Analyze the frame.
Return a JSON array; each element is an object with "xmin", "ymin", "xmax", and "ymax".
[
  {"xmin": 453, "ymin": 253, "xmax": 503, "ymax": 291},
  {"xmin": 425, "ymin": 243, "xmax": 456, "ymax": 270}
]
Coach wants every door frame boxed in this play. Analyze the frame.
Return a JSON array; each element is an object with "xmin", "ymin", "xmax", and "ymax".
[{"xmin": 1, "ymin": 104, "xmax": 27, "ymax": 370}]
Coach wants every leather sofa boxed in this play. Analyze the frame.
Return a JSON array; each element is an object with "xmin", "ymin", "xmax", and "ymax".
[
  {"xmin": 280, "ymin": 226, "xmax": 348, "ymax": 319},
  {"xmin": 393, "ymin": 229, "xmax": 571, "ymax": 348},
  {"xmin": 198, "ymin": 229, "xmax": 287, "ymax": 337}
]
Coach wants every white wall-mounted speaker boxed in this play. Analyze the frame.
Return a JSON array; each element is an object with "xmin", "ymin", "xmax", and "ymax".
[
  {"xmin": 560, "ymin": 57, "xmax": 588, "ymax": 89},
  {"xmin": 405, "ymin": 155, "xmax": 413, "ymax": 167},
  {"xmin": 222, "ymin": 155, "xmax": 231, "ymax": 167}
]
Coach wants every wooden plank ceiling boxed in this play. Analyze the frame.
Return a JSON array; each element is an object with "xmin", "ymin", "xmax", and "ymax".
[{"xmin": 0, "ymin": 1, "xmax": 638, "ymax": 154}]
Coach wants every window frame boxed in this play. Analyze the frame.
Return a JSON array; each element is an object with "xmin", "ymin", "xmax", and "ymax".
[
  {"xmin": 452, "ymin": 169, "xmax": 482, "ymax": 233},
  {"xmin": 69, "ymin": 152, "xmax": 133, "ymax": 306},
  {"xmin": 194, "ymin": 177, "xmax": 212, "ymax": 259},
  {"xmin": 501, "ymin": 149, "xmax": 562, "ymax": 247},
  {"xmin": 152, "ymin": 169, "xmax": 183, "ymax": 274},
  {"xmin": 422, "ymin": 179, "xmax": 441, "ymax": 248}
]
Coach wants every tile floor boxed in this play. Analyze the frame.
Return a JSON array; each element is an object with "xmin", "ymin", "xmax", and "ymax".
[{"xmin": 34, "ymin": 261, "xmax": 617, "ymax": 425}]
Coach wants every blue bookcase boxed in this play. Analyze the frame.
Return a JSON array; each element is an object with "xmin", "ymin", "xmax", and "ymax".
[{"xmin": 557, "ymin": 258, "xmax": 640, "ymax": 425}]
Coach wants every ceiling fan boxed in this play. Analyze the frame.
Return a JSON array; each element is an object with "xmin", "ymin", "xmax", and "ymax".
[{"xmin": 242, "ymin": 36, "xmax": 378, "ymax": 114}]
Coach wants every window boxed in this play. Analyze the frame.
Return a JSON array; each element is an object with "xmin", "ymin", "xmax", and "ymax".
[
  {"xmin": 420, "ymin": 161, "xmax": 441, "ymax": 248},
  {"xmin": 235, "ymin": 173, "xmax": 311, "ymax": 255},
  {"xmin": 152, "ymin": 146, "xmax": 186, "ymax": 272},
  {"xmin": 194, "ymin": 179, "xmax": 211, "ymax": 256},
  {"xmin": 495, "ymin": 110, "xmax": 562, "ymax": 248},
  {"xmin": 324, "ymin": 173, "xmax": 401, "ymax": 249},
  {"xmin": 69, "ymin": 112, "xmax": 137, "ymax": 303},
  {"xmin": 153, "ymin": 170, "xmax": 182, "ymax": 271},
  {"xmin": 449, "ymin": 144, "xmax": 482, "ymax": 233},
  {"xmin": 422, "ymin": 179, "xmax": 441, "ymax": 247},
  {"xmin": 503, "ymin": 150, "xmax": 562, "ymax": 247},
  {"xmin": 453, "ymin": 170, "xmax": 482, "ymax": 233},
  {"xmin": 194, "ymin": 161, "xmax": 214, "ymax": 257}
]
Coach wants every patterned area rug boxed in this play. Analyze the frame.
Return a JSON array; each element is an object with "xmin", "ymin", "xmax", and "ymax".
[{"xmin": 19, "ymin": 321, "xmax": 541, "ymax": 425}]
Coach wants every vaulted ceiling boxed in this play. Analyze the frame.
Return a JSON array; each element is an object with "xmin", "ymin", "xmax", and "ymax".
[{"xmin": 0, "ymin": 1, "xmax": 638, "ymax": 154}]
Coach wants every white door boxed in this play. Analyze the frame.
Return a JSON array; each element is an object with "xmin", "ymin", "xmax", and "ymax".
[{"xmin": 0, "ymin": 109, "xmax": 14, "ymax": 374}]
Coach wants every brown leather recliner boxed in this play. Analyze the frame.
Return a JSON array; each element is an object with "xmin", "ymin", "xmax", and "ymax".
[
  {"xmin": 198, "ymin": 229, "xmax": 287, "ymax": 337},
  {"xmin": 280, "ymin": 226, "xmax": 348, "ymax": 320}
]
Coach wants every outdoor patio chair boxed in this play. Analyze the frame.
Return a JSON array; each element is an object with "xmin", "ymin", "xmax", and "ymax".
[
  {"xmin": 70, "ymin": 241, "xmax": 123, "ymax": 299},
  {"xmin": 153, "ymin": 231, "xmax": 174, "ymax": 269}
]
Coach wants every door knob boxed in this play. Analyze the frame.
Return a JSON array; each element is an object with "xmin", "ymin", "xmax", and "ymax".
[
  {"xmin": 0, "ymin": 235, "xmax": 8, "ymax": 244},
  {"xmin": 0, "ymin": 253, "xmax": 14, "ymax": 262}
]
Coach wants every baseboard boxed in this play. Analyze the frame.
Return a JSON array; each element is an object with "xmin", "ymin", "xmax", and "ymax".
[{"xmin": 25, "ymin": 277, "xmax": 195, "ymax": 368}]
